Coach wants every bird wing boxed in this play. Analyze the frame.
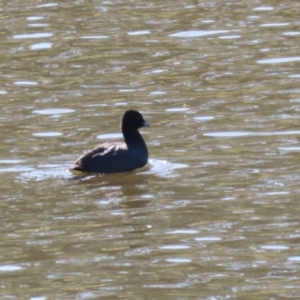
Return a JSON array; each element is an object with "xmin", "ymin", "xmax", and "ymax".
[{"xmin": 71, "ymin": 142, "xmax": 136, "ymax": 173}]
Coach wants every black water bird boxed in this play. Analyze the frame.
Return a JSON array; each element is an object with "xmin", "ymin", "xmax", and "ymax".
[{"xmin": 70, "ymin": 110, "xmax": 151, "ymax": 174}]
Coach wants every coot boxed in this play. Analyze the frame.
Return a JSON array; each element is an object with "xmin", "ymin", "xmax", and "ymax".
[{"xmin": 70, "ymin": 110, "xmax": 151, "ymax": 174}]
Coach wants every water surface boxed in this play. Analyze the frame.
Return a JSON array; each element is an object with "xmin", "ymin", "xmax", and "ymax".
[{"xmin": 1, "ymin": 0, "xmax": 300, "ymax": 299}]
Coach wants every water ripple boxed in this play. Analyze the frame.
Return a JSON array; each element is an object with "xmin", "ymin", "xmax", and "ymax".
[
  {"xmin": 13, "ymin": 33, "xmax": 53, "ymax": 39},
  {"xmin": 170, "ymin": 30, "xmax": 229, "ymax": 37}
]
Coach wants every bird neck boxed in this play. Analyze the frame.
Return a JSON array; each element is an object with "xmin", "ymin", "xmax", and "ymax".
[{"xmin": 123, "ymin": 128, "xmax": 147, "ymax": 150}]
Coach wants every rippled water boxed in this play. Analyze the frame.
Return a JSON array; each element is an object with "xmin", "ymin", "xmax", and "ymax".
[{"xmin": 1, "ymin": 0, "xmax": 300, "ymax": 299}]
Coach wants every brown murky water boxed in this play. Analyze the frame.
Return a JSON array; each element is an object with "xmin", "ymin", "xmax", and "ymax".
[{"xmin": 1, "ymin": 0, "xmax": 300, "ymax": 299}]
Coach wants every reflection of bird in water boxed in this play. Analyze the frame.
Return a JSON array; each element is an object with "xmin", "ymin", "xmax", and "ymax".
[{"xmin": 73, "ymin": 169, "xmax": 153, "ymax": 209}]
